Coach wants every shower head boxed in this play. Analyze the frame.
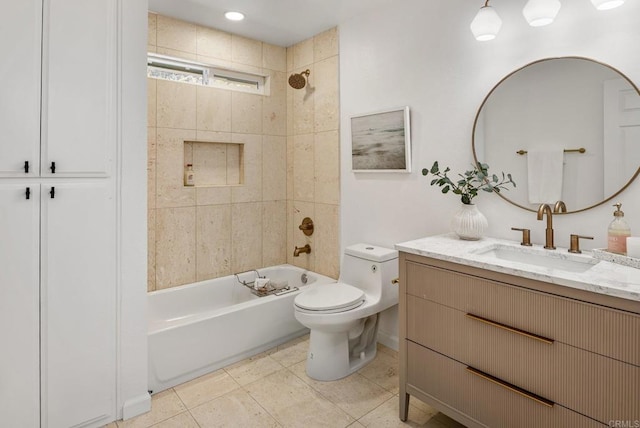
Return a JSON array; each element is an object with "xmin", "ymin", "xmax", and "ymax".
[{"xmin": 288, "ymin": 69, "xmax": 310, "ymax": 89}]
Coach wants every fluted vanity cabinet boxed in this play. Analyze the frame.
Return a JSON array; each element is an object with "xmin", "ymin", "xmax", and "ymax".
[
  {"xmin": 399, "ymin": 252, "xmax": 640, "ymax": 428},
  {"xmin": 0, "ymin": 0, "xmax": 119, "ymax": 426}
]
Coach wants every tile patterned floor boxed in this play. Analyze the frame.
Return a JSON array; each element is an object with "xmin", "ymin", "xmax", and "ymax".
[{"xmin": 107, "ymin": 336, "xmax": 466, "ymax": 428}]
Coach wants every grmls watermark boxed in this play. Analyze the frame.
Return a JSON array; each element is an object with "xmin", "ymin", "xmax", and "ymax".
[{"xmin": 609, "ymin": 421, "xmax": 640, "ymax": 428}]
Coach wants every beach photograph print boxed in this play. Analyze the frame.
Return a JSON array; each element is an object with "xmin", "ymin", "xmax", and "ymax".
[{"xmin": 351, "ymin": 106, "xmax": 411, "ymax": 172}]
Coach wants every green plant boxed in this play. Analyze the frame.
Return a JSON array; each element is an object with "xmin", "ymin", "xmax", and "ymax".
[{"xmin": 422, "ymin": 161, "xmax": 516, "ymax": 205}]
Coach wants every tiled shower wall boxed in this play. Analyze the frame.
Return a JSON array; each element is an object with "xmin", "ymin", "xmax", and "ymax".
[
  {"xmin": 147, "ymin": 13, "xmax": 340, "ymax": 291},
  {"xmin": 286, "ymin": 30, "xmax": 340, "ymax": 278}
]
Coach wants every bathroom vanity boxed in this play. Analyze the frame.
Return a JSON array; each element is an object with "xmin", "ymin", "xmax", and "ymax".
[{"xmin": 396, "ymin": 234, "xmax": 640, "ymax": 428}]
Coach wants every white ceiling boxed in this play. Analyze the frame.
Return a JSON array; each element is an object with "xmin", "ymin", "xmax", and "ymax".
[{"xmin": 148, "ymin": 0, "xmax": 396, "ymax": 47}]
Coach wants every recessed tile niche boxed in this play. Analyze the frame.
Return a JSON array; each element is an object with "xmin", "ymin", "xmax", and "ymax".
[{"xmin": 183, "ymin": 141, "xmax": 244, "ymax": 187}]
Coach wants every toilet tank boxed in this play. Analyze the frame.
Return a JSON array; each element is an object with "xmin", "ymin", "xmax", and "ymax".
[{"xmin": 340, "ymin": 244, "xmax": 399, "ymax": 306}]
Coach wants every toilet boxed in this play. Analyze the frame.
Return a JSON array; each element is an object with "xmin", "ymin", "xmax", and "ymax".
[{"xmin": 294, "ymin": 243, "xmax": 398, "ymax": 381}]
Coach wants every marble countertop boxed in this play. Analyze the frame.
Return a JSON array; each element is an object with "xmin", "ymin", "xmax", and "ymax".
[{"xmin": 395, "ymin": 234, "xmax": 640, "ymax": 303}]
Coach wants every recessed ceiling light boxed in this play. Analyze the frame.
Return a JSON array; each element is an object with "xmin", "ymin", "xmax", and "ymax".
[{"xmin": 225, "ymin": 11, "xmax": 245, "ymax": 21}]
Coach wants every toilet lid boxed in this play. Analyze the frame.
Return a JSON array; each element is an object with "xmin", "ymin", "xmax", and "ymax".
[{"xmin": 294, "ymin": 283, "xmax": 365, "ymax": 312}]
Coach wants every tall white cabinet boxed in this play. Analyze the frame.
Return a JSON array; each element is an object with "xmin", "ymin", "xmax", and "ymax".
[{"xmin": 0, "ymin": 1, "xmax": 119, "ymax": 427}]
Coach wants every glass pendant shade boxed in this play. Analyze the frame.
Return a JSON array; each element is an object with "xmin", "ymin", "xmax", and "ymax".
[
  {"xmin": 470, "ymin": 5, "xmax": 502, "ymax": 41},
  {"xmin": 522, "ymin": 0, "xmax": 561, "ymax": 27},
  {"xmin": 590, "ymin": 0, "xmax": 624, "ymax": 10}
]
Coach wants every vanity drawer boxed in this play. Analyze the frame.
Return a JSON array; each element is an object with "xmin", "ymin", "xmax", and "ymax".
[
  {"xmin": 406, "ymin": 341, "xmax": 605, "ymax": 428},
  {"xmin": 407, "ymin": 296, "xmax": 640, "ymax": 424},
  {"xmin": 406, "ymin": 261, "xmax": 640, "ymax": 365}
]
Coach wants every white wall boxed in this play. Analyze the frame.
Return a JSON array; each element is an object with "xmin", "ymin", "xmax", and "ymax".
[
  {"xmin": 118, "ymin": 0, "xmax": 151, "ymax": 420},
  {"xmin": 339, "ymin": 0, "xmax": 640, "ymax": 344}
]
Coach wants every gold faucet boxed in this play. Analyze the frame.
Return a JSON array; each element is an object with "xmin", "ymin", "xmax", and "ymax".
[
  {"xmin": 553, "ymin": 200, "xmax": 567, "ymax": 213},
  {"xmin": 293, "ymin": 244, "xmax": 311, "ymax": 257},
  {"xmin": 537, "ymin": 204, "xmax": 555, "ymax": 249}
]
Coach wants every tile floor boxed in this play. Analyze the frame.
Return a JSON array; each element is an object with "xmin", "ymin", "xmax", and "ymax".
[{"xmin": 107, "ymin": 335, "xmax": 466, "ymax": 428}]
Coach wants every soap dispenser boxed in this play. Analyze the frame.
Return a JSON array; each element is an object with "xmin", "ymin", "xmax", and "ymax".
[{"xmin": 607, "ymin": 203, "xmax": 631, "ymax": 255}]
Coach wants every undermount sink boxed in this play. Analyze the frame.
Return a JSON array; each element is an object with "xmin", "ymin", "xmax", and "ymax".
[{"xmin": 472, "ymin": 244, "xmax": 600, "ymax": 273}]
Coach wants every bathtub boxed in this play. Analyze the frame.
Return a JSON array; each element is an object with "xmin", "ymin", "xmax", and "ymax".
[{"xmin": 148, "ymin": 264, "xmax": 336, "ymax": 393}]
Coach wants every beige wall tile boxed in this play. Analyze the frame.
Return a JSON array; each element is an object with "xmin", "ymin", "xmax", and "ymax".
[
  {"xmin": 263, "ymin": 43, "xmax": 286, "ymax": 72},
  {"xmin": 156, "ymin": 128, "xmax": 196, "ymax": 208},
  {"xmin": 192, "ymin": 143, "xmax": 227, "ymax": 186},
  {"xmin": 155, "ymin": 47, "xmax": 198, "ymax": 61},
  {"xmin": 148, "ymin": 209, "xmax": 156, "ymax": 292},
  {"xmin": 195, "ymin": 130, "xmax": 233, "ymax": 143},
  {"xmin": 148, "ymin": 13, "xmax": 157, "ymax": 47},
  {"xmin": 314, "ymin": 56, "xmax": 340, "ymax": 132},
  {"xmin": 293, "ymin": 134, "xmax": 314, "ymax": 202},
  {"xmin": 196, "ymin": 26, "xmax": 231, "ymax": 61},
  {"xmin": 292, "ymin": 37, "xmax": 314, "ymax": 69},
  {"xmin": 196, "ymin": 205, "xmax": 231, "ymax": 281},
  {"xmin": 263, "ymin": 71, "xmax": 286, "ymax": 137},
  {"xmin": 156, "ymin": 15, "xmax": 197, "ymax": 54},
  {"xmin": 286, "ymin": 78, "xmax": 294, "ymax": 136},
  {"xmin": 147, "ymin": 45, "xmax": 157, "ymax": 53},
  {"xmin": 290, "ymin": 201, "xmax": 315, "ymax": 270},
  {"xmin": 292, "ymin": 66, "xmax": 315, "ymax": 135},
  {"xmin": 231, "ymin": 92, "xmax": 263, "ymax": 134},
  {"xmin": 286, "ymin": 200, "xmax": 294, "ymax": 265},
  {"xmin": 231, "ymin": 35, "xmax": 263, "ymax": 68},
  {"xmin": 286, "ymin": 136, "xmax": 294, "ymax": 200},
  {"xmin": 262, "ymin": 201, "xmax": 287, "ymax": 267},
  {"xmin": 314, "ymin": 203, "xmax": 340, "ymax": 279},
  {"xmin": 314, "ymin": 130, "xmax": 340, "ymax": 205},
  {"xmin": 155, "ymin": 206, "xmax": 197, "ymax": 289},
  {"xmin": 190, "ymin": 389, "xmax": 279, "ymax": 428},
  {"xmin": 286, "ymin": 46, "xmax": 294, "ymax": 72},
  {"xmin": 147, "ymin": 78, "xmax": 157, "ymax": 127},
  {"xmin": 196, "ymin": 86, "xmax": 232, "ymax": 132},
  {"xmin": 196, "ymin": 186, "xmax": 231, "ymax": 206},
  {"xmin": 231, "ymin": 134, "xmax": 262, "ymax": 203},
  {"xmin": 231, "ymin": 202, "xmax": 263, "ymax": 273},
  {"xmin": 314, "ymin": 27, "xmax": 338, "ymax": 62},
  {"xmin": 183, "ymin": 141, "xmax": 194, "ymax": 165},
  {"xmin": 148, "ymin": 127, "xmax": 157, "ymax": 210},
  {"xmin": 227, "ymin": 143, "xmax": 242, "ymax": 185},
  {"xmin": 262, "ymin": 135, "xmax": 286, "ymax": 201},
  {"xmin": 156, "ymin": 80, "xmax": 197, "ymax": 130}
]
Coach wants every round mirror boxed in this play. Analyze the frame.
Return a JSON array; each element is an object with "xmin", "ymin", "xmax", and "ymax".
[{"xmin": 472, "ymin": 57, "xmax": 640, "ymax": 214}]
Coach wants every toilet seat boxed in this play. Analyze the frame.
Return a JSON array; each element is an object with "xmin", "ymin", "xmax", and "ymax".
[{"xmin": 294, "ymin": 283, "xmax": 365, "ymax": 314}]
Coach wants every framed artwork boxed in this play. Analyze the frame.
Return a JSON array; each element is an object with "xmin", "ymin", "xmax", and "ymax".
[{"xmin": 350, "ymin": 106, "xmax": 411, "ymax": 173}]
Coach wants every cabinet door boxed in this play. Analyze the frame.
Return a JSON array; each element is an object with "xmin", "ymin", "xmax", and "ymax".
[
  {"xmin": 41, "ymin": 0, "xmax": 116, "ymax": 177},
  {"xmin": 41, "ymin": 182, "xmax": 116, "ymax": 428},
  {"xmin": 0, "ymin": 184, "xmax": 40, "ymax": 427},
  {"xmin": 0, "ymin": 2, "xmax": 41, "ymax": 177}
]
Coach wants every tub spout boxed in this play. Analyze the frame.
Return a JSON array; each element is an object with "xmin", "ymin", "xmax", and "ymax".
[{"xmin": 293, "ymin": 244, "xmax": 311, "ymax": 257}]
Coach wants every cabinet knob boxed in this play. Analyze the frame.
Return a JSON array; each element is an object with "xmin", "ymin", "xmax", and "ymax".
[
  {"xmin": 26, "ymin": 187, "xmax": 31, "ymax": 200},
  {"xmin": 24, "ymin": 161, "xmax": 29, "ymax": 174},
  {"xmin": 50, "ymin": 161, "xmax": 56, "ymax": 174},
  {"xmin": 50, "ymin": 187, "xmax": 55, "ymax": 199}
]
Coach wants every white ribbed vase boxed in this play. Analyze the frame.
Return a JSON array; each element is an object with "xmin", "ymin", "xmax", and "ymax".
[{"xmin": 451, "ymin": 203, "xmax": 488, "ymax": 240}]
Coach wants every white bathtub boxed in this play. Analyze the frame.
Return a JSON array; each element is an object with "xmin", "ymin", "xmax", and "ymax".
[{"xmin": 148, "ymin": 264, "xmax": 336, "ymax": 393}]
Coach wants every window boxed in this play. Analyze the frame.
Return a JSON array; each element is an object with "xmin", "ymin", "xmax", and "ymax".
[{"xmin": 147, "ymin": 53, "xmax": 268, "ymax": 95}]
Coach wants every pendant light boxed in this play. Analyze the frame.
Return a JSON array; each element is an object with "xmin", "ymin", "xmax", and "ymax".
[
  {"xmin": 470, "ymin": 0, "xmax": 503, "ymax": 41},
  {"xmin": 590, "ymin": 0, "xmax": 625, "ymax": 10},
  {"xmin": 522, "ymin": 0, "xmax": 561, "ymax": 26}
]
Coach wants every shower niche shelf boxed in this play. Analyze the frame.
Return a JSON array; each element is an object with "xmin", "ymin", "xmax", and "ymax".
[{"xmin": 183, "ymin": 141, "xmax": 244, "ymax": 187}]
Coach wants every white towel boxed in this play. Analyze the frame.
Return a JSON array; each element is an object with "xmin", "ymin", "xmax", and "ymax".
[{"xmin": 527, "ymin": 148, "xmax": 564, "ymax": 204}]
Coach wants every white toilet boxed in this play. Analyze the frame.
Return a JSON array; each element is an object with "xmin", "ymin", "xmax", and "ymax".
[{"xmin": 294, "ymin": 243, "xmax": 398, "ymax": 381}]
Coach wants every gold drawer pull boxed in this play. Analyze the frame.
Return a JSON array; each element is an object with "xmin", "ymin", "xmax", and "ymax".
[
  {"xmin": 466, "ymin": 313, "xmax": 554, "ymax": 345},
  {"xmin": 466, "ymin": 366, "xmax": 554, "ymax": 408}
]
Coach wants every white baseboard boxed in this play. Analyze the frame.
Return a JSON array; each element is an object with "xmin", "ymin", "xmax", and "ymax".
[
  {"xmin": 122, "ymin": 392, "xmax": 151, "ymax": 420},
  {"xmin": 377, "ymin": 330, "xmax": 399, "ymax": 351}
]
